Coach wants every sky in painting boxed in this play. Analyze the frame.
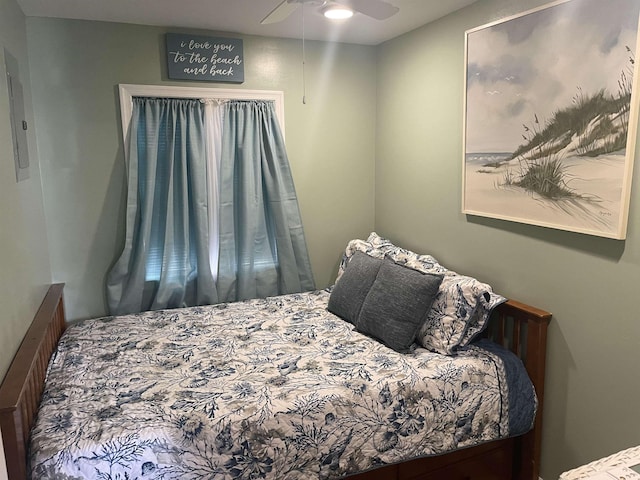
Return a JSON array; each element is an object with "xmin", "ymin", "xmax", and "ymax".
[{"xmin": 465, "ymin": 0, "xmax": 640, "ymax": 153}]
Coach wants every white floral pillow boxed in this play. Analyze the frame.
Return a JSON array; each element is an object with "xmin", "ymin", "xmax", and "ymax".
[
  {"xmin": 458, "ymin": 290, "xmax": 507, "ymax": 346},
  {"xmin": 416, "ymin": 271, "xmax": 505, "ymax": 354},
  {"xmin": 336, "ymin": 234, "xmax": 444, "ymax": 282},
  {"xmin": 335, "ymin": 238, "xmax": 385, "ymax": 283},
  {"xmin": 366, "ymin": 232, "xmax": 443, "ymax": 273}
]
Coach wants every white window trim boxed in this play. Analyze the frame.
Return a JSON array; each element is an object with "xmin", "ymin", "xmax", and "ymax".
[{"xmin": 118, "ymin": 84, "xmax": 286, "ymax": 147}]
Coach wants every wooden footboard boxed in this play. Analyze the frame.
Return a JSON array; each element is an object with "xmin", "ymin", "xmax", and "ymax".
[
  {"xmin": 0, "ymin": 284, "xmax": 66, "ymax": 480},
  {"xmin": 0, "ymin": 285, "xmax": 549, "ymax": 480}
]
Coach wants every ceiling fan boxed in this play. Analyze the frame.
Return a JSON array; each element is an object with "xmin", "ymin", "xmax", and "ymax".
[{"xmin": 261, "ymin": 0, "xmax": 400, "ymax": 24}]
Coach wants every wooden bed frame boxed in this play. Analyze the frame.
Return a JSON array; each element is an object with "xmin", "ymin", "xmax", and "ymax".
[{"xmin": 0, "ymin": 283, "xmax": 551, "ymax": 480}]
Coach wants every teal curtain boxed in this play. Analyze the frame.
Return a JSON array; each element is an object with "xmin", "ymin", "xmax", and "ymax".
[
  {"xmin": 217, "ymin": 100, "xmax": 315, "ymax": 301},
  {"xmin": 106, "ymin": 98, "xmax": 217, "ymax": 314}
]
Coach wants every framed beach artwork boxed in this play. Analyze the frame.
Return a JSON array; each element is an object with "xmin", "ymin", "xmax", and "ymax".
[{"xmin": 462, "ymin": 0, "xmax": 640, "ymax": 239}]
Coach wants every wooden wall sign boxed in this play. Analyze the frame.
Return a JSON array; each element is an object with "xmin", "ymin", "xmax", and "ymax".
[{"xmin": 166, "ymin": 33, "xmax": 244, "ymax": 83}]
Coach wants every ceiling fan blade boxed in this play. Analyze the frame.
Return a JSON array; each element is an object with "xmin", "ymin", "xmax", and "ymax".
[
  {"xmin": 261, "ymin": 0, "xmax": 300, "ymax": 24},
  {"xmin": 338, "ymin": 0, "xmax": 399, "ymax": 20}
]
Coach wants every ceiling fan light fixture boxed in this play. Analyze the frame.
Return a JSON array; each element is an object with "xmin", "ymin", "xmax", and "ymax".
[{"xmin": 322, "ymin": 4, "xmax": 354, "ymax": 19}]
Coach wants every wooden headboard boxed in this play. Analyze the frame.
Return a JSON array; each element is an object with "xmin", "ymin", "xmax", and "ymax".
[
  {"xmin": 0, "ymin": 284, "xmax": 550, "ymax": 480},
  {"xmin": 0, "ymin": 284, "xmax": 66, "ymax": 480},
  {"xmin": 488, "ymin": 299, "xmax": 552, "ymax": 480}
]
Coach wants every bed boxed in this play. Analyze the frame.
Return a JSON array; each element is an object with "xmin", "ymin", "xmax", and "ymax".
[{"xmin": 0, "ymin": 237, "xmax": 551, "ymax": 480}]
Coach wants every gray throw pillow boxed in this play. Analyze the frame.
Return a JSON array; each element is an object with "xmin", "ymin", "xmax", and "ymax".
[
  {"xmin": 328, "ymin": 251, "xmax": 383, "ymax": 324},
  {"xmin": 357, "ymin": 258, "xmax": 443, "ymax": 353}
]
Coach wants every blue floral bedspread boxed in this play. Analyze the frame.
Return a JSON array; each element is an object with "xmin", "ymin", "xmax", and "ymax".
[{"xmin": 30, "ymin": 289, "xmax": 536, "ymax": 479}]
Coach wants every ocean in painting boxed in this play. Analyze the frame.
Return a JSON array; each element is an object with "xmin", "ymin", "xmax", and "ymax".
[{"xmin": 465, "ymin": 152, "xmax": 512, "ymax": 167}]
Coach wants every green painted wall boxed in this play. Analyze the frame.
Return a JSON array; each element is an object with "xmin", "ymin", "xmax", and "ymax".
[
  {"xmin": 0, "ymin": 0, "xmax": 51, "ymax": 380},
  {"xmin": 26, "ymin": 18, "xmax": 376, "ymax": 321},
  {"xmin": 376, "ymin": 0, "xmax": 640, "ymax": 478}
]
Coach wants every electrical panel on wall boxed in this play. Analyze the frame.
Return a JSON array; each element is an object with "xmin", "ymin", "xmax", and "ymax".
[{"xmin": 4, "ymin": 49, "xmax": 29, "ymax": 182}]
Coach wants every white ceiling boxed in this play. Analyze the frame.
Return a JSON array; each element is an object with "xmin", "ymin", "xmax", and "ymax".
[{"xmin": 15, "ymin": 0, "xmax": 478, "ymax": 45}]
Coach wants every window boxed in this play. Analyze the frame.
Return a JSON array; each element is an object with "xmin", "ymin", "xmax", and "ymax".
[{"xmin": 118, "ymin": 85, "xmax": 286, "ymax": 282}]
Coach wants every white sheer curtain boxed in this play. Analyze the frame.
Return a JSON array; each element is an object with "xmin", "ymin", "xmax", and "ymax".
[{"xmin": 203, "ymin": 100, "xmax": 224, "ymax": 281}]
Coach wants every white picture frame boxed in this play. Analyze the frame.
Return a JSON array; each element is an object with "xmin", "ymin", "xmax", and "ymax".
[{"xmin": 462, "ymin": 0, "xmax": 640, "ymax": 239}]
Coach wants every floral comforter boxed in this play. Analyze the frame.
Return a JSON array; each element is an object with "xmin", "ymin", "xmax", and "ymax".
[{"xmin": 30, "ymin": 289, "xmax": 536, "ymax": 479}]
